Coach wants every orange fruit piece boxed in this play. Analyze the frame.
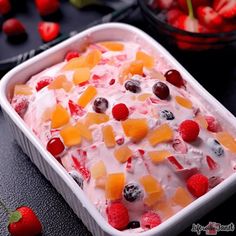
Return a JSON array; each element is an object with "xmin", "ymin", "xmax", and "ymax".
[
  {"xmin": 148, "ymin": 124, "xmax": 173, "ymax": 146},
  {"xmin": 136, "ymin": 51, "xmax": 155, "ymax": 68},
  {"xmin": 14, "ymin": 84, "xmax": 32, "ymax": 96},
  {"xmin": 51, "ymin": 104, "xmax": 70, "ymax": 129},
  {"xmin": 175, "ymin": 96, "xmax": 192, "ymax": 109},
  {"xmin": 128, "ymin": 60, "xmax": 144, "ymax": 75},
  {"xmin": 48, "ymin": 75, "xmax": 73, "ymax": 92},
  {"xmin": 216, "ymin": 131, "xmax": 236, "ymax": 153},
  {"xmin": 153, "ymin": 200, "xmax": 173, "ymax": 219},
  {"xmin": 114, "ymin": 145, "xmax": 132, "ymax": 163},
  {"xmin": 73, "ymin": 67, "xmax": 91, "ymax": 85},
  {"xmin": 137, "ymin": 93, "xmax": 152, "ymax": 101},
  {"xmin": 105, "ymin": 173, "xmax": 125, "ymax": 200},
  {"xmin": 139, "ymin": 175, "xmax": 162, "ymax": 194},
  {"xmin": 148, "ymin": 150, "xmax": 172, "ymax": 164},
  {"xmin": 75, "ymin": 122, "xmax": 93, "ymax": 142},
  {"xmin": 195, "ymin": 114, "xmax": 208, "ymax": 129},
  {"xmin": 144, "ymin": 191, "xmax": 164, "ymax": 207},
  {"xmin": 102, "ymin": 125, "xmax": 116, "ymax": 148},
  {"xmin": 60, "ymin": 125, "xmax": 81, "ymax": 147},
  {"xmin": 99, "ymin": 41, "xmax": 124, "ymax": 51},
  {"xmin": 77, "ymin": 85, "xmax": 97, "ymax": 108},
  {"xmin": 172, "ymin": 187, "xmax": 193, "ymax": 207},
  {"xmin": 62, "ymin": 56, "xmax": 86, "ymax": 71},
  {"xmin": 122, "ymin": 119, "xmax": 148, "ymax": 141},
  {"xmin": 84, "ymin": 112, "xmax": 109, "ymax": 126},
  {"xmin": 85, "ymin": 49, "xmax": 102, "ymax": 69},
  {"xmin": 95, "ymin": 176, "xmax": 107, "ymax": 189},
  {"xmin": 91, "ymin": 160, "xmax": 107, "ymax": 179}
]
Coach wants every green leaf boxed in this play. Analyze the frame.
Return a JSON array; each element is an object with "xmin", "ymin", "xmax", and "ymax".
[
  {"xmin": 8, "ymin": 211, "xmax": 22, "ymax": 225},
  {"xmin": 70, "ymin": 0, "xmax": 99, "ymax": 9}
]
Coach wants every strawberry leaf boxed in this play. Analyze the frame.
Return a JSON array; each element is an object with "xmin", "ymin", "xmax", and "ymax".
[{"xmin": 8, "ymin": 211, "xmax": 22, "ymax": 225}]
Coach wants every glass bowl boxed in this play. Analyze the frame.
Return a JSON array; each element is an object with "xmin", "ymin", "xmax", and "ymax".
[{"xmin": 138, "ymin": 0, "xmax": 236, "ymax": 51}]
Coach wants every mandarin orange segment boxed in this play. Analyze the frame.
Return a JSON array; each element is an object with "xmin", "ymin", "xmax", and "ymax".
[
  {"xmin": 137, "ymin": 93, "xmax": 152, "ymax": 101},
  {"xmin": 121, "ymin": 119, "xmax": 148, "ymax": 141},
  {"xmin": 216, "ymin": 131, "xmax": 236, "ymax": 153},
  {"xmin": 51, "ymin": 104, "xmax": 70, "ymax": 129},
  {"xmin": 114, "ymin": 145, "xmax": 132, "ymax": 163},
  {"xmin": 148, "ymin": 124, "xmax": 173, "ymax": 147},
  {"xmin": 99, "ymin": 41, "xmax": 124, "ymax": 51},
  {"xmin": 48, "ymin": 75, "xmax": 67, "ymax": 90},
  {"xmin": 85, "ymin": 112, "xmax": 109, "ymax": 126},
  {"xmin": 148, "ymin": 150, "xmax": 172, "ymax": 164},
  {"xmin": 14, "ymin": 84, "xmax": 33, "ymax": 96},
  {"xmin": 75, "ymin": 122, "xmax": 93, "ymax": 142},
  {"xmin": 172, "ymin": 187, "xmax": 193, "ymax": 207},
  {"xmin": 128, "ymin": 60, "xmax": 144, "ymax": 75},
  {"xmin": 60, "ymin": 125, "xmax": 81, "ymax": 147},
  {"xmin": 144, "ymin": 191, "xmax": 164, "ymax": 207},
  {"xmin": 102, "ymin": 125, "xmax": 116, "ymax": 148},
  {"xmin": 136, "ymin": 51, "xmax": 155, "ymax": 68},
  {"xmin": 105, "ymin": 173, "xmax": 125, "ymax": 200},
  {"xmin": 62, "ymin": 56, "xmax": 86, "ymax": 71},
  {"xmin": 73, "ymin": 67, "xmax": 90, "ymax": 85},
  {"xmin": 91, "ymin": 160, "xmax": 107, "ymax": 179},
  {"xmin": 85, "ymin": 49, "xmax": 102, "ymax": 68},
  {"xmin": 153, "ymin": 200, "xmax": 173, "ymax": 219},
  {"xmin": 77, "ymin": 85, "xmax": 97, "ymax": 108},
  {"xmin": 175, "ymin": 96, "xmax": 192, "ymax": 109},
  {"xmin": 139, "ymin": 175, "xmax": 162, "ymax": 194}
]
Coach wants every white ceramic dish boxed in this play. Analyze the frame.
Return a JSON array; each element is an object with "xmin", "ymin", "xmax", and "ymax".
[{"xmin": 1, "ymin": 23, "xmax": 236, "ymax": 236}]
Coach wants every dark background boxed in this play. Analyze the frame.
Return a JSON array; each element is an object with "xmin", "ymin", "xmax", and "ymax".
[{"xmin": 0, "ymin": 1, "xmax": 236, "ymax": 235}]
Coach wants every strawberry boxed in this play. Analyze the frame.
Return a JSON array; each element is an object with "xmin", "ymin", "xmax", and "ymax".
[
  {"xmin": 205, "ymin": 115, "xmax": 221, "ymax": 132},
  {"xmin": 179, "ymin": 120, "xmax": 200, "ymax": 142},
  {"xmin": 187, "ymin": 173, "xmax": 209, "ymax": 197},
  {"xmin": 167, "ymin": 156, "xmax": 184, "ymax": 170},
  {"xmin": 38, "ymin": 22, "xmax": 60, "ymax": 42},
  {"xmin": 106, "ymin": 202, "xmax": 129, "ymax": 230},
  {"xmin": 197, "ymin": 6, "xmax": 224, "ymax": 29},
  {"xmin": 68, "ymin": 99, "xmax": 86, "ymax": 117},
  {"xmin": 65, "ymin": 51, "xmax": 80, "ymax": 61},
  {"xmin": 8, "ymin": 206, "xmax": 42, "ymax": 236},
  {"xmin": 112, "ymin": 103, "xmax": 129, "ymax": 121},
  {"xmin": 213, "ymin": 0, "xmax": 236, "ymax": 19},
  {"xmin": 11, "ymin": 97, "xmax": 29, "ymax": 118},
  {"xmin": 206, "ymin": 155, "xmax": 218, "ymax": 170},
  {"xmin": 152, "ymin": 0, "xmax": 174, "ymax": 9},
  {"xmin": 177, "ymin": 0, "xmax": 211, "ymax": 13},
  {"xmin": 72, "ymin": 156, "xmax": 90, "ymax": 181},
  {"xmin": 36, "ymin": 76, "xmax": 52, "ymax": 91},
  {"xmin": 35, "ymin": 0, "xmax": 60, "ymax": 16},
  {"xmin": 0, "ymin": 0, "xmax": 11, "ymax": 15},
  {"xmin": 167, "ymin": 8, "xmax": 185, "ymax": 26},
  {"xmin": 2, "ymin": 18, "xmax": 26, "ymax": 37},
  {"xmin": 141, "ymin": 212, "xmax": 162, "ymax": 229}
]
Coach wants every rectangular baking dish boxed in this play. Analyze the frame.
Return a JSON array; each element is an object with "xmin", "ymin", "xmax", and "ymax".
[{"xmin": 1, "ymin": 23, "xmax": 236, "ymax": 236}]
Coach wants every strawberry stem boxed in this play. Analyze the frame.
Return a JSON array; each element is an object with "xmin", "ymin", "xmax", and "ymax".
[
  {"xmin": 0, "ymin": 198, "xmax": 11, "ymax": 215},
  {"xmin": 187, "ymin": 0, "xmax": 194, "ymax": 19}
]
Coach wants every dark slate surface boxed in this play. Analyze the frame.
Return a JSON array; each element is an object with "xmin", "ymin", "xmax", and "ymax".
[{"xmin": 0, "ymin": 1, "xmax": 236, "ymax": 236}]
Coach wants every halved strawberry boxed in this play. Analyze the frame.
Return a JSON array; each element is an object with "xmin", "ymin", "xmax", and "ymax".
[
  {"xmin": 38, "ymin": 22, "xmax": 60, "ymax": 42},
  {"xmin": 213, "ymin": 0, "xmax": 236, "ymax": 19},
  {"xmin": 35, "ymin": 0, "xmax": 60, "ymax": 16}
]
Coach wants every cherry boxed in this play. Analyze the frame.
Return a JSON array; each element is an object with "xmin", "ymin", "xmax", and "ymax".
[
  {"xmin": 164, "ymin": 69, "xmax": 184, "ymax": 87},
  {"xmin": 125, "ymin": 80, "xmax": 141, "ymax": 93},
  {"xmin": 93, "ymin": 97, "xmax": 109, "ymax": 113},
  {"xmin": 152, "ymin": 82, "xmax": 170, "ymax": 100},
  {"xmin": 46, "ymin": 137, "xmax": 65, "ymax": 157}
]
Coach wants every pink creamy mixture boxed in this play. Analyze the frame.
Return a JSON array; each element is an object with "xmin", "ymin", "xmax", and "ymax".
[{"xmin": 11, "ymin": 41, "xmax": 236, "ymax": 233}]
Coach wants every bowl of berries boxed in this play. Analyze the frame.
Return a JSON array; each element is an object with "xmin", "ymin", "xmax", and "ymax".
[{"xmin": 138, "ymin": 0, "xmax": 236, "ymax": 51}]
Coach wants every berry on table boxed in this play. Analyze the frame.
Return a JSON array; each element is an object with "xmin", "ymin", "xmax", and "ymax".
[
  {"xmin": 141, "ymin": 211, "xmax": 162, "ymax": 229},
  {"xmin": 46, "ymin": 137, "xmax": 65, "ymax": 157},
  {"xmin": 164, "ymin": 69, "xmax": 185, "ymax": 87},
  {"xmin": 125, "ymin": 80, "xmax": 141, "ymax": 93},
  {"xmin": 2, "ymin": 18, "xmax": 26, "ymax": 37},
  {"xmin": 152, "ymin": 82, "xmax": 170, "ymax": 100},
  {"xmin": 187, "ymin": 173, "xmax": 209, "ymax": 197},
  {"xmin": 106, "ymin": 202, "xmax": 129, "ymax": 230},
  {"xmin": 179, "ymin": 120, "xmax": 200, "ymax": 142},
  {"xmin": 159, "ymin": 110, "xmax": 175, "ymax": 120},
  {"xmin": 123, "ymin": 182, "xmax": 143, "ymax": 202},
  {"xmin": 38, "ymin": 22, "xmax": 60, "ymax": 42},
  {"xmin": 112, "ymin": 103, "xmax": 129, "ymax": 121},
  {"xmin": 0, "ymin": 0, "xmax": 11, "ymax": 15},
  {"xmin": 35, "ymin": 0, "xmax": 60, "ymax": 16},
  {"xmin": 93, "ymin": 97, "xmax": 109, "ymax": 113}
]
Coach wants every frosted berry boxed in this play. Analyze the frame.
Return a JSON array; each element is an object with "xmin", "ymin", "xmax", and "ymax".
[
  {"xmin": 112, "ymin": 103, "xmax": 129, "ymax": 121},
  {"xmin": 164, "ymin": 69, "xmax": 184, "ymax": 87},
  {"xmin": 152, "ymin": 82, "xmax": 170, "ymax": 100},
  {"xmin": 123, "ymin": 183, "xmax": 143, "ymax": 202},
  {"xmin": 125, "ymin": 80, "xmax": 141, "ymax": 93},
  {"xmin": 141, "ymin": 212, "xmax": 162, "ymax": 229},
  {"xmin": 159, "ymin": 110, "xmax": 175, "ymax": 120},
  {"xmin": 46, "ymin": 137, "xmax": 65, "ymax": 157},
  {"xmin": 127, "ymin": 221, "xmax": 140, "ymax": 229},
  {"xmin": 179, "ymin": 120, "xmax": 200, "ymax": 142},
  {"xmin": 93, "ymin": 97, "xmax": 109, "ymax": 113}
]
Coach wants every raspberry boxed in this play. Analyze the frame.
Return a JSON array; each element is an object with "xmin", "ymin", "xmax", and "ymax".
[
  {"xmin": 2, "ymin": 18, "xmax": 26, "ymax": 37},
  {"xmin": 106, "ymin": 202, "xmax": 129, "ymax": 230},
  {"xmin": 205, "ymin": 115, "xmax": 221, "ymax": 132},
  {"xmin": 112, "ymin": 103, "xmax": 129, "ymax": 121},
  {"xmin": 35, "ymin": 0, "xmax": 59, "ymax": 16},
  {"xmin": 179, "ymin": 120, "xmax": 200, "ymax": 142},
  {"xmin": 0, "ymin": 0, "xmax": 11, "ymax": 15},
  {"xmin": 187, "ymin": 173, "xmax": 209, "ymax": 197},
  {"xmin": 65, "ymin": 51, "xmax": 80, "ymax": 61},
  {"xmin": 141, "ymin": 212, "xmax": 162, "ymax": 229}
]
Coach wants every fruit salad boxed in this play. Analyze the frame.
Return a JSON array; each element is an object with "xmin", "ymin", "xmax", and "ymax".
[{"xmin": 11, "ymin": 41, "xmax": 236, "ymax": 233}]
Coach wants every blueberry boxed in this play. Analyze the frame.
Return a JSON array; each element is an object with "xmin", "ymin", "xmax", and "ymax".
[
  {"xmin": 69, "ymin": 170, "xmax": 83, "ymax": 189},
  {"xmin": 207, "ymin": 138, "xmax": 224, "ymax": 157},
  {"xmin": 159, "ymin": 110, "xmax": 175, "ymax": 120},
  {"xmin": 123, "ymin": 183, "xmax": 143, "ymax": 202},
  {"xmin": 127, "ymin": 221, "xmax": 140, "ymax": 229},
  {"xmin": 125, "ymin": 80, "xmax": 141, "ymax": 93},
  {"xmin": 93, "ymin": 97, "xmax": 109, "ymax": 113}
]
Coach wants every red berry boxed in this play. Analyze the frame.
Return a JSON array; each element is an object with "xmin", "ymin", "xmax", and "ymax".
[
  {"xmin": 106, "ymin": 202, "xmax": 129, "ymax": 230},
  {"xmin": 179, "ymin": 120, "xmax": 200, "ymax": 142},
  {"xmin": 36, "ymin": 77, "xmax": 52, "ymax": 91},
  {"xmin": 167, "ymin": 8, "xmax": 185, "ymax": 26},
  {"xmin": 164, "ymin": 69, "xmax": 184, "ymax": 87},
  {"xmin": 152, "ymin": 82, "xmax": 170, "ymax": 100},
  {"xmin": 112, "ymin": 103, "xmax": 129, "ymax": 121},
  {"xmin": 8, "ymin": 206, "xmax": 42, "ymax": 236},
  {"xmin": 35, "ymin": 0, "xmax": 59, "ymax": 16},
  {"xmin": 205, "ymin": 115, "xmax": 221, "ymax": 132},
  {"xmin": 187, "ymin": 173, "xmax": 209, "ymax": 197},
  {"xmin": 68, "ymin": 100, "xmax": 86, "ymax": 117},
  {"xmin": 206, "ymin": 155, "xmax": 218, "ymax": 170},
  {"xmin": 213, "ymin": 0, "xmax": 236, "ymax": 19},
  {"xmin": 38, "ymin": 21, "xmax": 60, "ymax": 42},
  {"xmin": 65, "ymin": 51, "xmax": 80, "ymax": 61},
  {"xmin": 141, "ymin": 211, "xmax": 162, "ymax": 229},
  {"xmin": 177, "ymin": 0, "xmax": 210, "ymax": 13},
  {"xmin": 2, "ymin": 18, "xmax": 26, "ymax": 37},
  {"xmin": 72, "ymin": 156, "xmax": 90, "ymax": 181},
  {"xmin": 152, "ymin": 0, "xmax": 174, "ymax": 9},
  {"xmin": 0, "ymin": 0, "xmax": 11, "ymax": 15},
  {"xmin": 46, "ymin": 137, "xmax": 65, "ymax": 157}
]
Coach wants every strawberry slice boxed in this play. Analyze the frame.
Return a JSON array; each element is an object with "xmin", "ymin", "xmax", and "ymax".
[
  {"xmin": 38, "ymin": 22, "xmax": 60, "ymax": 42},
  {"xmin": 213, "ymin": 0, "xmax": 236, "ymax": 19},
  {"xmin": 72, "ymin": 156, "xmax": 90, "ymax": 181},
  {"xmin": 68, "ymin": 100, "xmax": 86, "ymax": 117},
  {"xmin": 167, "ymin": 156, "xmax": 184, "ymax": 170},
  {"xmin": 36, "ymin": 76, "xmax": 53, "ymax": 91},
  {"xmin": 206, "ymin": 155, "xmax": 218, "ymax": 170},
  {"xmin": 11, "ymin": 97, "xmax": 29, "ymax": 118}
]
